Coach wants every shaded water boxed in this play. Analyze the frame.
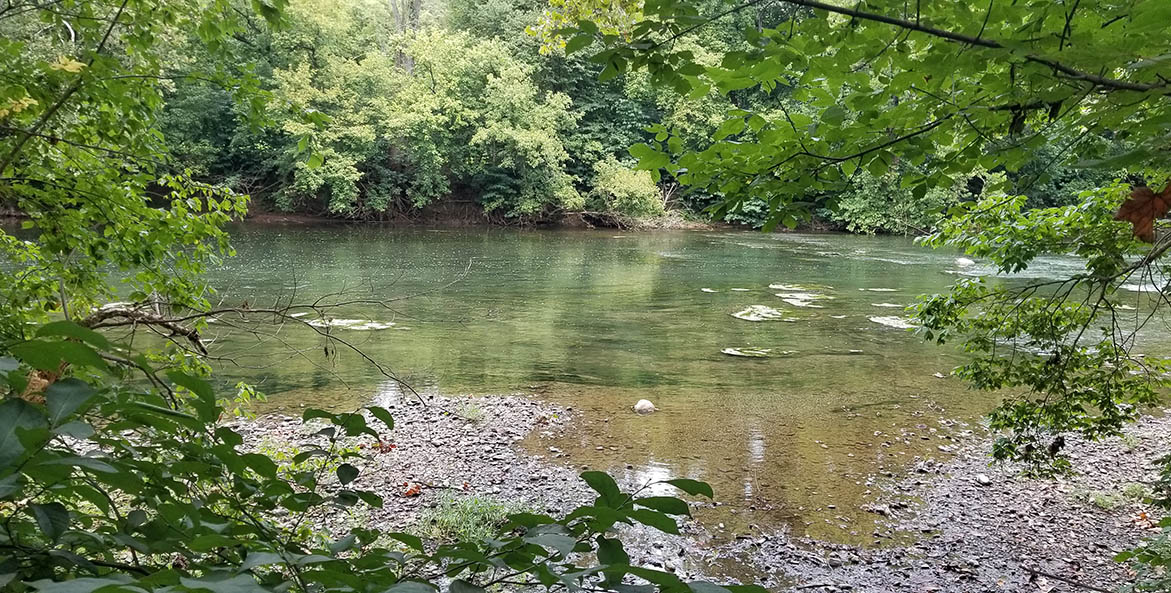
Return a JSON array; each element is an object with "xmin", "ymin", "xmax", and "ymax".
[{"xmin": 200, "ymin": 226, "xmax": 1120, "ymax": 542}]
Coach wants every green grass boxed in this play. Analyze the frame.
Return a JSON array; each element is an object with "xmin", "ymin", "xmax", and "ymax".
[
  {"xmin": 1072, "ymin": 482, "xmax": 1154, "ymax": 510},
  {"xmin": 418, "ymin": 493, "xmax": 531, "ymax": 543},
  {"xmin": 454, "ymin": 401, "xmax": 485, "ymax": 423},
  {"xmin": 1123, "ymin": 482, "xmax": 1154, "ymax": 501},
  {"xmin": 1121, "ymin": 434, "xmax": 1141, "ymax": 452}
]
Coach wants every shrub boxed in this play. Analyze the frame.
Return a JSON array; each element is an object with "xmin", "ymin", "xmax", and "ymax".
[{"xmin": 588, "ymin": 156, "xmax": 665, "ymax": 217}]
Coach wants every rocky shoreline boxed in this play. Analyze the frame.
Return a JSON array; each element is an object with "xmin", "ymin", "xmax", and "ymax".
[
  {"xmin": 236, "ymin": 390, "xmax": 1168, "ymax": 592},
  {"xmin": 724, "ymin": 413, "xmax": 1169, "ymax": 592}
]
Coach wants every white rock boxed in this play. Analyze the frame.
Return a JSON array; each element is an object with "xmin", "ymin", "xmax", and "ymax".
[
  {"xmin": 633, "ymin": 399, "xmax": 657, "ymax": 415},
  {"xmin": 869, "ymin": 315, "xmax": 917, "ymax": 329},
  {"xmin": 731, "ymin": 305, "xmax": 790, "ymax": 322},
  {"xmin": 955, "ymin": 257, "xmax": 976, "ymax": 267}
]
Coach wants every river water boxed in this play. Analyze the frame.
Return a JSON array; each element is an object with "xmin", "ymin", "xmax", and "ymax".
[{"xmin": 201, "ymin": 225, "xmax": 1126, "ymax": 542}]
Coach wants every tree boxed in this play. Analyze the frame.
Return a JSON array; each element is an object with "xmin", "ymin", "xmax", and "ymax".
[{"xmin": 554, "ymin": 0, "xmax": 1171, "ymax": 584}]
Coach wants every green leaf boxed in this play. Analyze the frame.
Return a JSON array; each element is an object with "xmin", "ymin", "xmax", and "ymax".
[
  {"xmin": 306, "ymin": 151, "xmax": 324, "ymax": 169},
  {"xmin": 0, "ymin": 474, "xmax": 25, "ymax": 499},
  {"xmin": 628, "ymin": 143, "xmax": 669, "ymax": 170},
  {"xmin": 580, "ymin": 471, "xmax": 624, "ymax": 508},
  {"xmin": 36, "ymin": 321, "xmax": 111, "ymax": 350},
  {"xmin": 634, "ymin": 496, "xmax": 690, "ymax": 515},
  {"xmin": 820, "ymin": 104, "xmax": 846, "ymax": 126},
  {"xmin": 663, "ymin": 478, "xmax": 714, "ymax": 498},
  {"xmin": 449, "ymin": 580, "xmax": 484, "ymax": 593},
  {"xmin": 38, "ymin": 456, "xmax": 117, "ymax": 474},
  {"xmin": 387, "ymin": 532, "xmax": 424, "ymax": 552},
  {"xmin": 238, "ymin": 552, "xmax": 285, "ymax": 572},
  {"xmin": 180, "ymin": 574, "xmax": 270, "ymax": 593},
  {"xmin": 688, "ymin": 582, "xmax": 732, "ymax": 593},
  {"xmin": 712, "ymin": 117, "xmax": 746, "ymax": 141},
  {"xmin": 564, "ymin": 34, "xmax": 594, "ymax": 55},
  {"xmin": 336, "ymin": 463, "xmax": 359, "ymax": 485},
  {"xmin": 10, "ymin": 340, "xmax": 107, "ymax": 372},
  {"xmin": 524, "ymin": 533, "xmax": 577, "ymax": 556},
  {"xmin": 627, "ymin": 509, "xmax": 679, "ymax": 534},
  {"xmin": 724, "ymin": 586, "xmax": 769, "ymax": 593},
  {"xmin": 368, "ymin": 406, "xmax": 394, "ymax": 430},
  {"xmin": 31, "ymin": 502, "xmax": 69, "ymax": 542},
  {"xmin": 29, "ymin": 577, "xmax": 134, "ymax": 593},
  {"xmin": 624, "ymin": 565, "xmax": 684, "ymax": 588},
  {"xmin": 596, "ymin": 536, "xmax": 629, "ymax": 565},
  {"xmin": 53, "ymin": 421, "xmax": 95, "ymax": 439},
  {"xmin": 45, "ymin": 378, "xmax": 96, "ymax": 425},
  {"xmin": 329, "ymin": 534, "xmax": 357, "ymax": 554},
  {"xmin": 0, "ymin": 399, "xmax": 47, "ymax": 467},
  {"xmin": 356, "ymin": 490, "xmax": 383, "ymax": 508},
  {"xmin": 167, "ymin": 371, "xmax": 217, "ymax": 421},
  {"xmin": 388, "ymin": 582, "xmax": 436, "ymax": 593}
]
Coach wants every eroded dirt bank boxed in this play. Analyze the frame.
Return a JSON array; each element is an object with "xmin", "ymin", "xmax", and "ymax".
[{"xmin": 237, "ymin": 391, "xmax": 1168, "ymax": 592}]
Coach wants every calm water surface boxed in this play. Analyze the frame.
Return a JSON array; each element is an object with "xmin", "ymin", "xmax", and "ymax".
[{"xmin": 201, "ymin": 226, "xmax": 1140, "ymax": 543}]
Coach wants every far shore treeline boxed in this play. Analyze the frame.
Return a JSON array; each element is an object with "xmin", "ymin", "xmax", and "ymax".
[{"xmin": 152, "ymin": 0, "xmax": 1124, "ymax": 233}]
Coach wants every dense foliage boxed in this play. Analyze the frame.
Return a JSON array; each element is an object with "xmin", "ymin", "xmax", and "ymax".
[
  {"xmin": 158, "ymin": 0, "xmax": 1137, "ymax": 231},
  {"xmin": 153, "ymin": 0, "xmax": 744, "ymax": 223}
]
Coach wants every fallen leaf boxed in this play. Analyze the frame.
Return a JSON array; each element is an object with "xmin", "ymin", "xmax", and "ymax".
[{"xmin": 1115, "ymin": 182, "xmax": 1171, "ymax": 242}]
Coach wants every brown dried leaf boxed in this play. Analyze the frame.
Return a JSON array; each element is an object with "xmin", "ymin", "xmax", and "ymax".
[{"xmin": 1115, "ymin": 182, "xmax": 1171, "ymax": 243}]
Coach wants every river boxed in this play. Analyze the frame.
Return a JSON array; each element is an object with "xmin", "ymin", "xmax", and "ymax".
[{"xmin": 202, "ymin": 225, "xmax": 1122, "ymax": 543}]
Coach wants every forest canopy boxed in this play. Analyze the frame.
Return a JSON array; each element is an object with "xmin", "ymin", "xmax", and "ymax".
[{"xmin": 142, "ymin": 0, "xmax": 1133, "ymax": 231}]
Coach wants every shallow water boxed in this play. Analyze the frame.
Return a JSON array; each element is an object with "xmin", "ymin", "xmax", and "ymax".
[{"xmin": 199, "ymin": 225, "xmax": 1160, "ymax": 543}]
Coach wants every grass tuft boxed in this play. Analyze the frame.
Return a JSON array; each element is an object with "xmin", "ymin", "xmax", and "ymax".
[{"xmin": 419, "ymin": 493, "xmax": 530, "ymax": 543}]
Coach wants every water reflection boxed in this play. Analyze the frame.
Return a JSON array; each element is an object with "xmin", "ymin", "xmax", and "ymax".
[{"xmin": 197, "ymin": 226, "xmax": 1168, "ymax": 543}]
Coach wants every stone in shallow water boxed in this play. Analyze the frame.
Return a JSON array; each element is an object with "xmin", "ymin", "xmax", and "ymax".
[
  {"xmin": 731, "ymin": 305, "xmax": 793, "ymax": 322},
  {"xmin": 769, "ymin": 283, "xmax": 834, "ymax": 291},
  {"xmin": 633, "ymin": 399, "xmax": 656, "ymax": 414},
  {"xmin": 306, "ymin": 318, "xmax": 396, "ymax": 330},
  {"xmin": 776, "ymin": 292, "xmax": 831, "ymax": 308},
  {"xmin": 774, "ymin": 288, "xmax": 835, "ymax": 309},
  {"xmin": 868, "ymin": 316, "xmax": 917, "ymax": 329},
  {"xmin": 721, "ymin": 347, "xmax": 774, "ymax": 358},
  {"xmin": 769, "ymin": 283, "xmax": 809, "ymax": 291},
  {"xmin": 956, "ymin": 257, "xmax": 976, "ymax": 267}
]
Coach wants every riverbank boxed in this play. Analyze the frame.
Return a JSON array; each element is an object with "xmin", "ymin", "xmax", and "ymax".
[
  {"xmin": 243, "ymin": 208, "xmax": 718, "ymax": 231},
  {"xmin": 727, "ymin": 413, "xmax": 1168, "ymax": 592},
  {"xmin": 234, "ymin": 389, "xmax": 718, "ymax": 578},
  {"xmin": 237, "ymin": 388, "xmax": 1167, "ymax": 592}
]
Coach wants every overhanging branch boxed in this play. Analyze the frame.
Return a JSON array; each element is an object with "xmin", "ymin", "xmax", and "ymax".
[{"xmin": 774, "ymin": 0, "xmax": 1161, "ymax": 93}]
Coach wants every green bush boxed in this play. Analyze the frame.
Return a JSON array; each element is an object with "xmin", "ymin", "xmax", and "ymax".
[
  {"xmin": 827, "ymin": 168, "xmax": 1002, "ymax": 235},
  {"xmin": 588, "ymin": 157, "xmax": 665, "ymax": 217}
]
